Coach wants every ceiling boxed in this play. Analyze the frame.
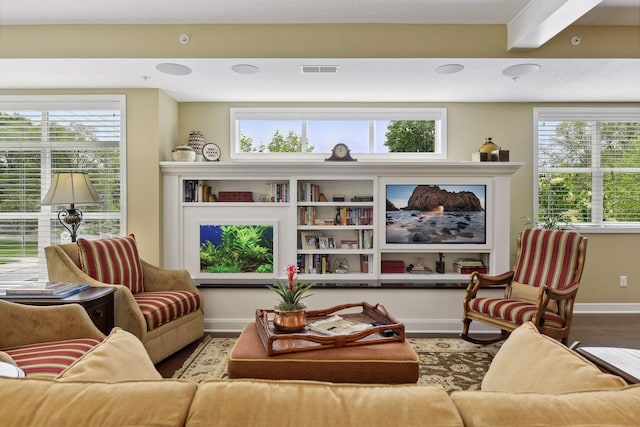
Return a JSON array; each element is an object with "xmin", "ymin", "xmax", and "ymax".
[{"xmin": 0, "ymin": 0, "xmax": 639, "ymax": 103}]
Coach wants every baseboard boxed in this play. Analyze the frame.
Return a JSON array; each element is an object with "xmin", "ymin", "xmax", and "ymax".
[{"xmin": 574, "ymin": 302, "xmax": 640, "ymax": 314}]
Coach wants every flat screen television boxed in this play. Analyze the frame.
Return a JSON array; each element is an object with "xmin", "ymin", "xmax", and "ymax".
[
  {"xmin": 385, "ymin": 184, "xmax": 486, "ymax": 245},
  {"xmin": 199, "ymin": 223, "xmax": 275, "ymax": 273}
]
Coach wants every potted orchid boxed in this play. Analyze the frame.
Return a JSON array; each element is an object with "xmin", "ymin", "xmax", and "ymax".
[{"xmin": 269, "ymin": 264, "xmax": 314, "ymax": 332}]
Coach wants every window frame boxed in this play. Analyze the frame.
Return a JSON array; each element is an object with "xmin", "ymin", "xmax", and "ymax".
[
  {"xmin": 533, "ymin": 107, "xmax": 640, "ymax": 233},
  {"xmin": 0, "ymin": 94, "xmax": 127, "ymax": 284},
  {"xmin": 230, "ymin": 107, "xmax": 447, "ymax": 160}
]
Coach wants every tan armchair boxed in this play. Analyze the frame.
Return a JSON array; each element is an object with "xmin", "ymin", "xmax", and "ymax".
[
  {"xmin": 0, "ymin": 299, "xmax": 105, "ymax": 377},
  {"xmin": 45, "ymin": 237, "xmax": 204, "ymax": 364},
  {"xmin": 461, "ymin": 228, "xmax": 587, "ymax": 345}
]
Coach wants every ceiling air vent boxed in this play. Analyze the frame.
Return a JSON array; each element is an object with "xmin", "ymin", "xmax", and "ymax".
[{"xmin": 301, "ymin": 65, "xmax": 339, "ymax": 74}]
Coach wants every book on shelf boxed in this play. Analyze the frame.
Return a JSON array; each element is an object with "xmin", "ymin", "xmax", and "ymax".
[
  {"xmin": 408, "ymin": 264, "xmax": 433, "ymax": 274},
  {"xmin": 308, "ymin": 315, "xmax": 373, "ymax": 336},
  {"xmin": 4, "ymin": 282, "xmax": 91, "ymax": 298},
  {"xmin": 454, "ymin": 265, "xmax": 488, "ymax": 274},
  {"xmin": 454, "ymin": 258, "xmax": 485, "ymax": 267}
]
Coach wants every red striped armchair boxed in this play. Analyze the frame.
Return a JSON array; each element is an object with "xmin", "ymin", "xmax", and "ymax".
[
  {"xmin": 461, "ymin": 228, "xmax": 587, "ymax": 345},
  {"xmin": 45, "ymin": 234, "xmax": 204, "ymax": 364}
]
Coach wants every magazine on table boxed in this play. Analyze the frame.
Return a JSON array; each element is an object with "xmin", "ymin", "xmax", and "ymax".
[
  {"xmin": 4, "ymin": 282, "xmax": 90, "ymax": 298},
  {"xmin": 308, "ymin": 315, "xmax": 373, "ymax": 336}
]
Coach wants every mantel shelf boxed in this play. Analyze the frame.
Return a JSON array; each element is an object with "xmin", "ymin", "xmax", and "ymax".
[{"xmin": 161, "ymin": 161, "xmax": 524, "ymax": 178}]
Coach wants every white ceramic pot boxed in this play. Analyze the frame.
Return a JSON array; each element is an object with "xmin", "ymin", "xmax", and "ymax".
[{"xmin": 172, "ymin": 145, "xmax": 196, "ymax": 161}]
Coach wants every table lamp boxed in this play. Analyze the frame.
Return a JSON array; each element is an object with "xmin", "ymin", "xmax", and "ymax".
[{"xmin": 41, "ymin": 172, "xmax": 102, "ymax": 242}]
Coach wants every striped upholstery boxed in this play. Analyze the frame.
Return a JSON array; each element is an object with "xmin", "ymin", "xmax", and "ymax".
[
  {"xmin": 78, "ymin": 234, "xmax": 144, "ymax": 293},
  {"xmin": 134, "ymin": 291, "xmax": 201, "ymax": 331},
  {"xmin": 4, "ymin": 338, "xmax": 103, "ymax": 378},
  {"xmin": 512, "ymin": 228, "xmax": 584, "ymax": 292},
  {"xmin": 468, "ymin": 229, "xmax": 584, "ymax": 328},
  {"xmin": 470, "ymin": 298, "xmax": 565, "ymax": 328}
]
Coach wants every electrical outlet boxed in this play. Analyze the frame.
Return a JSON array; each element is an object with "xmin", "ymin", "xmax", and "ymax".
[{"xmin": 620, "ymin": 276, "xmax": 628, "ymax": 287}]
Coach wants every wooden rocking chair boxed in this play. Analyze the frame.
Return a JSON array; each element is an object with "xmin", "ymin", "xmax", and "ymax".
[{"xmin": 461, "ymin": 228, "xmax": 587, "ymax": 345}]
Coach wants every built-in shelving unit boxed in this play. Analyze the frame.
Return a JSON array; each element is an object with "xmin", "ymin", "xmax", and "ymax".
[{"xmin": 161, "ymin": 161, "xmax": 523, "ymax": 288}]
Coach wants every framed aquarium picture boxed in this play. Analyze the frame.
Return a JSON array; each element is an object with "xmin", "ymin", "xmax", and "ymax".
[
  {"xmin": 199, "ymin": 222, "xmax": 276, "ymax": 274},
  {"xmin": 382, "ymin": 179, "xmax": 491, "ymax": 250}
]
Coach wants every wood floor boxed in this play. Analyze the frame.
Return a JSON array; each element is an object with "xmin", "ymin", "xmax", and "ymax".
[{"xmin": 155, "ymin": 313, "xmax": 640, "ymax": 378}]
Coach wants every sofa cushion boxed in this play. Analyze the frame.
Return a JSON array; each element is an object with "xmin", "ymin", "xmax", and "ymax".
[
  {"xmin": 187, "ymin": 379, "xmax": 464, "ymax": 427},
  {"xmin": 469, "ymin": 297, "xmax": 565, "ymax": 328},
  {"xmin": 134, "ymin": 291, "xmax": 202, "ymax": 331},
  {"xmin": 451, "ymin": 385, "xmax": 640, "ymax": 427},
  {"xmin": 78, "ymin": 234, "xmax": 144, "ymax": 293},
  {"xmin": 4, "ymin": 338, "xmax": 103, "ymax": 379},
  {"xmin": 481, "ymin": 322, "xmax": 627, "ymax": 393},
  {"xmin": 0, "ymin": 378, "xmax": 197, "ymax": 427},
  {"xmin": 57, "ymin": 327, "xmax": 161, "ymax": 382}
]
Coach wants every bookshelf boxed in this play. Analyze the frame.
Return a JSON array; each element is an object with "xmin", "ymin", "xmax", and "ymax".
[{"xmin": 161, "ymin": 161, "xmax": 523, "ymax": 288}]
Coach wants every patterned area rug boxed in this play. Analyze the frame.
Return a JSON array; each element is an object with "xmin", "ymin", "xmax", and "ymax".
[{"xmin": 172, "ymin": 336, "xmax": 502, "ymax": 392}]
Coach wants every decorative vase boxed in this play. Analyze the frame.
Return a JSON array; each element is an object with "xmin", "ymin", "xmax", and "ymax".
[
  {"xmin": 273, "ymin": 308, "xmax": 307, "ymax": 332},
  {"xmin": 188, "ymin": 131, "xmax": 206, "ymax": 161},
  {"xmin": 478, "ymin": 137, "xmax": 500, "ymax": 160},
  {"xmin": 171, "ymin": 145, "xmax": 196, "ymax": 161}
]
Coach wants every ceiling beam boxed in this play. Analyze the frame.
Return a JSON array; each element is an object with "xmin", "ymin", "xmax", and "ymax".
[{"xmin": 508, "ymin": 0, "xmax": 603, "ymax": 50}]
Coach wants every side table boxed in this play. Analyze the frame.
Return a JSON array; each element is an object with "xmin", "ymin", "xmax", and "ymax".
[
  {"xmin": 1, "ymin": 287, "xmax": 115, "ymax": 335},
  {"xmin": 576, "ymin": 346, "xmax": 640, "ymax": 384}
]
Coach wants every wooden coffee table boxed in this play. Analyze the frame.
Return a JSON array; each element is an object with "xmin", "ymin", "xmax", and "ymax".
[
  {"xmin": 228, "ymin": 321, "xmax": 419, "ymax": 384},
  {"xmin": 228, "ymin": 304, "xmax": 419, "ymax": 384}
]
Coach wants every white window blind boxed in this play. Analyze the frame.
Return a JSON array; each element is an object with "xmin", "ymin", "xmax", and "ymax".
[
  {"xmin": 534, "ymin": 108, "xmax": 640, "ymax": 231},
  {"xmin": 0, "ymin": 95, "xmax": 125, "ymax": 285}
]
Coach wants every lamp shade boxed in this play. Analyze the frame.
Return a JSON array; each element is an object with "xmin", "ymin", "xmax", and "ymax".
[{"xmin": 42, "ymin": 172, "xmax": 102, "ymax": 206}]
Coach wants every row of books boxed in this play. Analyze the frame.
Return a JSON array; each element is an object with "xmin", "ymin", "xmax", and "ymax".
[
  {"xmin": 184, "ymin": 180, "xmax": 215, "ymax": 202},
  {"xmin": 3, "ymin": 282, "xmax": 91, "ymax": 299},
  {"xmin": 335, "ymin": 207, "xmax": 373, "ymax": 226},
  {"xmin": 265, "ymin": 183, "xmax": 290, "ymax": 203},
  {"xmin": 297, "ymin": 182, "xmax": 323, "ymax": 202}
]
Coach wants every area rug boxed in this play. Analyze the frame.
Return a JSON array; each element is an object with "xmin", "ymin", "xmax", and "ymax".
[{"xmin": 172, "ymin": 336, "xmax": 501, "ymax": 392}]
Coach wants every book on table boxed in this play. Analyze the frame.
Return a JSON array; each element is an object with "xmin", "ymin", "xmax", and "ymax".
[
  {"xmin": 4, "ymin": 282, "xmax": 91, "ymax": 298},
  {"xmin": 308, "ymin": 315, "xmax": 373, "ymax": 336}
]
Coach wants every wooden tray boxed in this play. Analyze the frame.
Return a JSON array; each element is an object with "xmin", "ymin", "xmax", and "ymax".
[{"xmin": 255, "ymin": 302, "xmax": 405, "ymax": 356}]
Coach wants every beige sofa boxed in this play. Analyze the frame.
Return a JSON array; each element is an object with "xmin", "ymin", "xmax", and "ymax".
[{"xmin": 2, "ymin": 321, "xmax": 639, "ymax": 426}]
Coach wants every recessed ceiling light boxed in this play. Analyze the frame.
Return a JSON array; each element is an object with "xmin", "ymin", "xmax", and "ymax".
[
  {"xmin": 231, "ymin": 64, "xmax": 260, "ymax": 75},
  {"xmin": 502, "ymin": 64, "xmax": 541, "ymax": 77},
  {"xmin": 156, "ymin": 63, "xmax": 192, "ymax": 76},
  {"xmin": 435, "ymin": 64, "xmax": 464, "ymax": 74}
]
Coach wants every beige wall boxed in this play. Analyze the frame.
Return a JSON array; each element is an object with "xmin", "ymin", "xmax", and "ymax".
[{"xmin": 2, "ymin": 23, "xmax": 639, "ymax": 303}]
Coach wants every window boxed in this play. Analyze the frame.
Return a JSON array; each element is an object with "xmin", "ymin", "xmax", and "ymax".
[
  {"xmin": 231, "ymin": 107, "xmax": 447, "ymax": 159},
  {"xmin": 0, "ymin": 95, "xmax": 125, "ymax": 285},
  {"xmin": 534, "ymin": 108, "xmax": 640, "ymax": 232}
]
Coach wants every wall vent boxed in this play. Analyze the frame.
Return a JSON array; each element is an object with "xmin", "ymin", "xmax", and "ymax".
[{"xmin": 301, "ymin": 65, "xmax": 339, "ymax": 74}]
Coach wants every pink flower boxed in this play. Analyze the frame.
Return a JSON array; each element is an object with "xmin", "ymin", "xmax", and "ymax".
[{"xmin": 286, "ymin": 264, "xmax": 298, "ymax": 291}]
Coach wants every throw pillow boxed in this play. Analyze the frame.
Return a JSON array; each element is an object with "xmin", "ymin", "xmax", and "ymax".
[
  {"xmin": 481, "ymin": 322, "xmax": 627, "ymax": 393},
  {"xmin": 510, "ymin": 280, "xmax": 558, "ymax": 313},
  {"xmin": 451, "ymin": 385, "xmax": 640, "ymax": 427},
  {"xmin": 57, "ymin": 328, "xmax": 161, "ymax": 382},
  {"xmin": 77, "ymin": 234, "xmax": 144, "ymax": 293}
]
